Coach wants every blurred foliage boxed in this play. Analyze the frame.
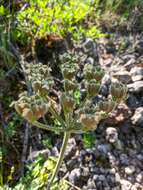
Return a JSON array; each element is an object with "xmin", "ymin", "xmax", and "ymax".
[
  {"xmin": 16, "ymin": 0, "xmax": 103, "ymax": 42},
  {"xmin": 1, "ymin": 155, "xmax": 70, "ymax": 190},
  {"xmin": 82, "ymin": 132, "xmax": 96, "ymax": 148},
  {"xmin": 95, "ymin": 0, "xmax": 143, "ymax": 14}
]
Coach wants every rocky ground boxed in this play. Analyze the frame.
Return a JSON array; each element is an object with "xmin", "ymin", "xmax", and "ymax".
[{"xmin": 27, "ymin": 33, "xmax": 143, "ymax": 190}]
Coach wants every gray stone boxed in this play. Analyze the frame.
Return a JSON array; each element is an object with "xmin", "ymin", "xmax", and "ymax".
[
  {"xmin": 106, "ymin": 127, "xmax": 118, "ymax": 143},
  {"xmin": 120, "ymin": 154, "xmax": 129, "ymax": 166},
  {"xmin": 127, "ymin": 81, "xmax": 143, "ymax": 93},
  {"xmin": 97, "ymin": 144, "xmax": 110, "ymax": 155},
  {"xmin": 96, "ymin": 181, "xmax": 103, "ymax": 190},
  {"xmin": 112, "ymin": 187, "xmax": 120, "ymax": 190},
  {"xmin": 109, "ymin": 168, "xmax": 116, "ymax": 175},
  {"xmin": 124, "ymin": 58, "xmax": 136, "ymax": 71},
  {"xmin": 115, "ymin": 173, "xmax": 121, "ymax": 183},
  {"xmin": 65, "ymin": 137, "xmax": 76, "ymax": 159},
  {"xmin": 113, "ymin": 70, "xmax": 132, "ymax": 83},
  {"xmin": 85, "ymin": 57, "xmax": 95, "ymax": 65},
  {"xmin": 134, "ymin": 40, "xmax": 143, "ymax": 55},
  {"xmin": 98, "ymin": 175, "xmax": 106, "ymax": 181},
  {"xmin": 87, "ymin": 178, "xmax": 96, "ymax": 189},
  {"xmin": 125, "ymin": 165, "xmax": 136, "ymax": 175},
  {"xmin": 131, "ymin": 183, "xmax": 143, "ymax": 190},
  {"xmin": 130, "ymin": 66, "xmax": 143, "ymax": 81},
  {"xmin": 108, "ymin": 152, "xmax": 117, "ymax": 166},
  {"xmin": 83, "ymin": 38, "xmax": 97, "ymax": 54},
  {"xmin": 68, "ymin": 168, "xmax": 81, "ymax": 184},
  {"xmin": 136, "ymin": 172, "xmax": 143, "ymax": 183},
  {"xmin": 127, "ymin": 95, "xmax": 139, "ymax": 108},
  {"xmin": 51, "ymin": 146, "xmax": 59, "ymax": 156},
  {"xmin": 131, "ymin": 107, "xmax": 143, "ymax": 126},
  {"xmin": 27, "ymin": 149, "xmax": 51, "ymax": 162},
  {"xmin": 82, "ymin": 167, "xmax": 90, "ymax": 177},
  {"xmin": 120, "ymin": 179, "xmax": 132, "ymax": 190}
]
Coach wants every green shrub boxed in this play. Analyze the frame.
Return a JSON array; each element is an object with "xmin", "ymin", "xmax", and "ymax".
[{"xmin": 16, "ymin": 0, "xmax": 102, "ymax": 42}]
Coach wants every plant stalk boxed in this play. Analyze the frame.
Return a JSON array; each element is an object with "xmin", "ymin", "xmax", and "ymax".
[{"xmin": 47, "ymin": 131, "xmax": 71, "ymax": 190}]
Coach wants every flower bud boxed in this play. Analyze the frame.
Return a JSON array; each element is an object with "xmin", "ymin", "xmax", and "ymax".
[
  {"xmin": 15, "ymin": 103, "xmax": 23, "ymax": 115},
  {"xmin": 64, "ymin": 79, "xmax": 77, "ymax": 92},
  {"xmin": 98, "ymin": 100, "xmax": 115, "ymax": 113},
  {"xmin": 40, "ymin": 85, "xmax": 49, "ymax": 96},
  {"xmin": 87, "ymin": 80, "xmax": 100, "ymax": 97},
  {"xmin": 84, "ymin": 64, "xmax": 94, "ymax": 81},
  {"xmin": 61, "ymin": 93, "xmax": 75, "ymax": 113},
  {"xmin": 32, "ymin": 102, "xmax": 49, "ymax": 119},
  {"xmin": 62, "ymin": 68, "xmax": 76, "ymax": 80},
  {"xmin": 22, "ymin": 108, "xmax": 35, "ymax": 122},
  {"xmin": 94, "ymin": 67, "xmax": 105, "ymax": 81},
  {"xmin": 32, "ymin": 81, "xmax": 42, "ymax": 92},
  {"xmin": 110, "ymin": 82, "xmax": 127, "ymax": 102},
  {"xmin": 79, "ymin": 114, "xmax": 98, "ymax": 131}
]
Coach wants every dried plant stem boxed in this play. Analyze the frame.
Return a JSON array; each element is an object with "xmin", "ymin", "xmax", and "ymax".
[{"xmin": 47, "ymin": 132, "xmax": 71, "ymax": 190}]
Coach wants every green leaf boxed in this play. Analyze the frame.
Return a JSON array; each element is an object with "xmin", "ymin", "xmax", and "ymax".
[
  {"xmin": 0, "ymin": 5, "xmax": 5, "ymax": 14},
  {"xmin": 82, "ymin": 132, "xmax": 96, "ymax": 148}
]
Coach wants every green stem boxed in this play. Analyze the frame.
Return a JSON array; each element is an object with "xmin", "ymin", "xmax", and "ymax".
[
  {"xmin": 47, "ymin": 132, "xmax": 71, "ymax": 190},
  {"xmin": 33, "ymin": 121, "xmax": 63, "ymax": 133}
]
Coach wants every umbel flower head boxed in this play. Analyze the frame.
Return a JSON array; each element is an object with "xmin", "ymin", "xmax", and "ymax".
[
  {"xmin": 12, "ymin": 92, "xmax": 49, "ymax": 122},
  {"xmin": 12, "ymin": 51, "xmax": 128, "ymax": 133},
  {"xmin": 98, "ymin": 99, "xmax": 116, "ymax": 113},
  {"xmin": 11, "ymin": 52, "xmax": 129, "ymax": 190},
  {"xmin": 83, "ymin": 64, "xmax": 105, "ymax": 82},
  {"xmin": 110, "ymin": 82, "xmax": 128, "ymax": 103},
  {"xmin": 25, "ymin": 63, "xmax": 54, "ymax": 97},
  {"xmin": 79, "ymin": 113, "xmax": 101, "ymax": 131}
]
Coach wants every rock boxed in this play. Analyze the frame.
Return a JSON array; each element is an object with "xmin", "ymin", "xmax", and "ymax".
[
  {"xmin": 134, "ymin": 40, "xmax": 143, "ymax": 55},
  {"xmin": 136, "ymin": 172, "xmax": 143, "ymax": 183},
  {"xmin": 96, "ymin": 181, "xmax": 103, "ymax": 190},
  {"xmin": 100, "ymin": 84, "xmax": 109, "ymax": 97},
  {"xmin": 97, "ymin": 175, "xmax": 106, "ymax": 181},
  {"xmin": 127, "ymin": 81, "xmax": 143, "ymax": 93},
  {"xmin": 106, "ymin": 104, "xmax": 132, "ymax": 125},
  {"xmin": 64, "ymin": 138, "xmax": 76, "ymax": 159},
  {"xmin": 68, "ymin": 168, "xmax": 81, "ymax": 184},
  {"xmin": 131, "ymin": 183, "xmax": 143, "ymax": 190},
  {"xmin": 97, "ymin": 144, "xmax": 111, "ymax": 155},
  {"xmin": 112, "ymin": 187, "xmax": 120, "ymax": 190},
  {"xmin": 136, "ymin": 55, "xmax": 143, "ymax": 67},
  {"xmin": 85, "ymin": 57, "xmax": 95, "ymax": 65},
  {"xmin": 120, "ymin": 179, "xmax": 132, "ymax": 190},
  {"xmin": 51, "ymin": 146, "xmax": 59, "ymax": 156},
  {"xmin": 124, "ymin": 58, "xmax": 136, "ymax": 71},
  {"xmin": 125, "ymin": 165, "xmax": 136, "ymax": 175},
  {"xmin": 112, "ymin": 70, "xmax": 132, "ymax": 83},
  {"xmin": 87, "ymin": 178, "xmax": 96, "ymax": 189},
  {"xmin": 107, "ymin": 152, "xmax": 117, "ymax": 166},
  {"xmin": 115, "ymin": 173, "xmax": 121, "ymax": 182},
  {"xmin": 131, "ymin": 107, "xmax": 143, "ymax": 126},
  {"xmin": 106, "ymin": 127, "xmax": 118, "ymax": 143},
  {"xmin": 106, "ymin": 174, "xmax": 116, "ymax": 187},
  {"xmin": 82, "ymin": 167, "xmax": 90, "ymax": 177},
  {"xmin": 120, "ymin": 154, "xmax": 129, "ymax": 166},
  {"xmin": 106, "ymin": 43, "xmax": 116, "ymax": 54},
  {"xmin": 82, "ymin": 38, "xmax": 98, "ymax": 58},
  {"xmin": 27, "ymin": 149, "xmax": 51, "ymax": 162},
  {"xmin": 109, "ymin": 168, "xmax": 116, "ymax": 175},
  {"xmin": 130, "ymin": 67, "xmax": 143, "ymax": 82},
  {"xmin": 127, "ymin": 94, "xmax": 139, "ymax": 108},
  {"xmin": 122, "ymin": 54, "xmax": 136, "ymax": 62},
  {"xmin": 66, "ymin": 158, "xmax": 79, "ymax": 170}
]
